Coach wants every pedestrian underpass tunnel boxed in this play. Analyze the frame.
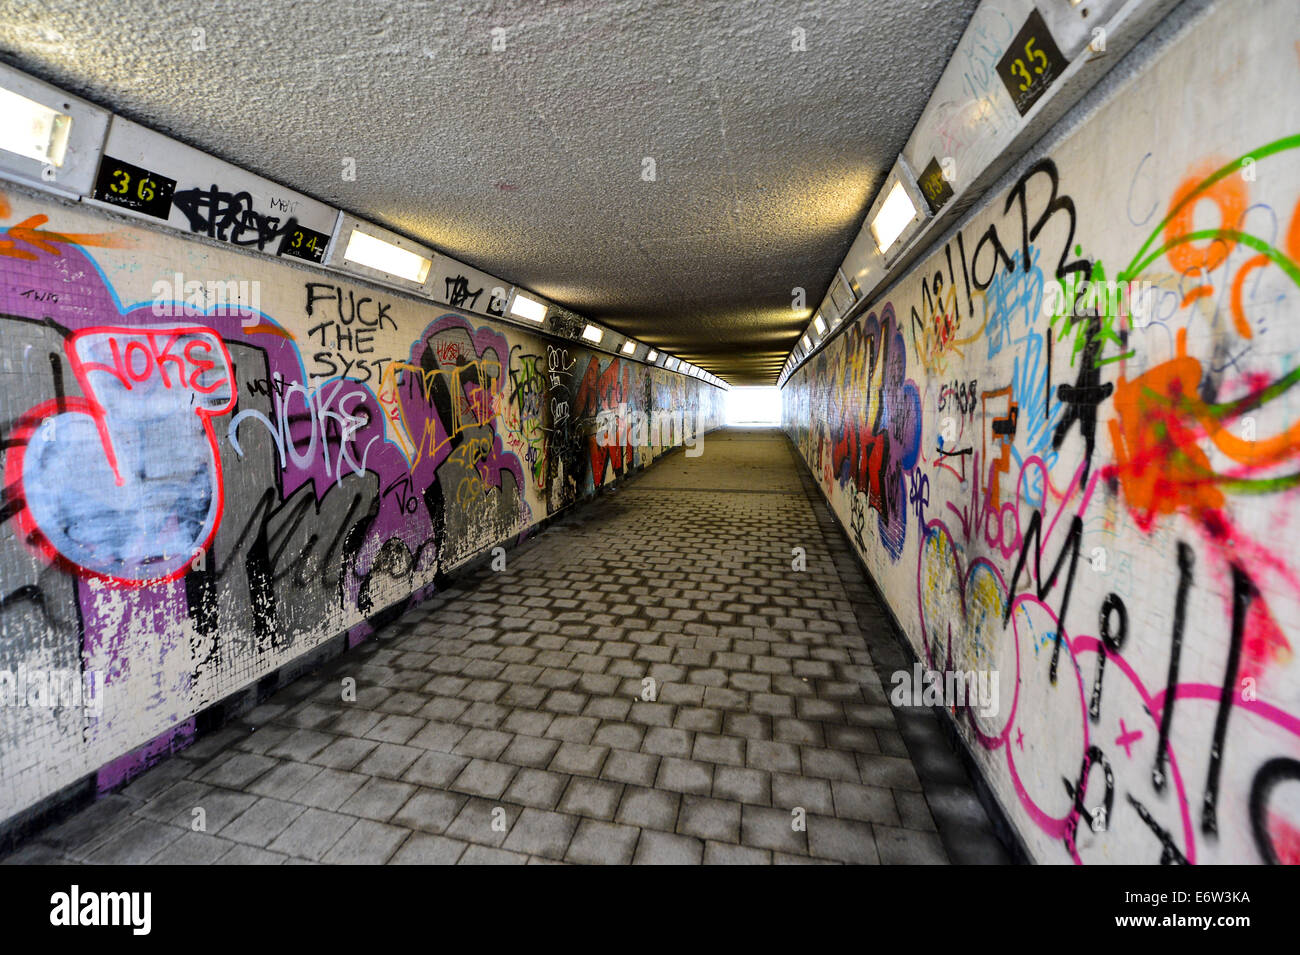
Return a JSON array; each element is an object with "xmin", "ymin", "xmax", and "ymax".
[{"xmin": 0, "ymin": 0, "xmax": 1296, "ymax": 872}]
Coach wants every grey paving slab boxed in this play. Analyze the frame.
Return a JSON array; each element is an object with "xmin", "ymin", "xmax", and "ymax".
[
  {"xmin": 321, "ymin": 820, "xmax": 409, "ymax": 864},
  {"xmin": 267, "ymin": 808, "xmax": 356, "ymax": 861},
  {"xmin": 633, "ymin": 830, "xmax": 704, "ymax": 865},
  {"xmin": 565, "ymin": 819, "xmax": 639, "ymax": 865}
]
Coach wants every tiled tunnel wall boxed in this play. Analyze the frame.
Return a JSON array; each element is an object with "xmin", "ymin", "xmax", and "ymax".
[
  {"xmin": 782, "ymin": 0, "xmax": 1300, "ymax": 864},
  {"xmin": 0, "ymin": 185, "xmax": 724, "ymax": 828}
]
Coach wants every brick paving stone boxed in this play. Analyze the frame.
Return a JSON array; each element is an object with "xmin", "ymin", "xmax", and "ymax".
[
  {"xmin": 557, "ymin": 777, "xmax": 623, "ymax": 820},
  {"xmin": 355, "ymin": 743, "xmax": 422, "ymax": 779},
  {"xmin": 549, "ymin": 742, "xmax": 608, "ymax": 777},
  {"xmin": 402, "ymin": 751, "xmax": 470, "ymax": 788},
  {"xmin": 391, "ymin": 833, "xmax": 468, "ymax": 864},
  {"xmin": 450, "ymin": 758, "xmax": 516, "ymax": 799},
  {"xmin": 393, "ymin": 789, "xmax": 468, "ymax": 832},
  {"xmin": 445, "ymin": 799, "xmax": 521, "ymax": 848},
  {"xmin": 633, "ymin": 830, "xmax": 704, "ymax": 864},
  {"xmin": 740, "ymin": 804, "xmax": 807, "ymax": 855},
  {"xmin": 339, "ymin": 778, "xmax": 416, "ymax": 821},
  {"xmin": 149, "ymin": 832, "xmax": 236, "ymax": 865},
  {"xmin": 310, "ymin": 737, "xmax": 379, "ymax": 770},
  {"xmin": 215, "ymin": 844, "xmax": 288, "ymax": 865},
  {"xmin": 807, "ymin": 815, "xmax": 880, "ymax": 864},
  {"xmin": 500, "ymin": 808, "xmax": 579, "ymax": 859},
  {"xmin": 712, "ymin": 765, "xmax": 770, "ymax": 805},
  {"xmin": 321, "ymin": 820, "xmax": 409, "ymax": 864},
  {"xmin": 460, "ymin": 845, "xmax": 529, "ymax": 865},
  {"xmin": 601, "ymin": 750, "xmax": 661, "ymax": 787},
  {"xmin": 267, "ymin": 808, "xmax": 356, "ymax": 861},
  {"xmin": 247, "ymin": 761, "xmax": 322, "ymax": 800},
  {"xmin": 874, "ymin": 825, "xmax": 949, "ymax": 864},
  {"xmin": 703, "ymin": 841, "xmax": 770, "ymax": 865},
  {"xmin": 220, "ymin": 798, "xmax": 305, "ymax": 846},
  {"xmin": 84, "ymin": 820, "xmax": 183, "ymax": 865},
  {"xmin": 565, "ymin": 819, "xmax": 639, "ymax": 864},
  {"xmin": 502, "ymin": 769, "xmax": 570, "ymax": 810},
  {"xmin": 655, "ymin": 757, "xmax": 713, "ymax": 795},
  {"xmin": 616, "ymin": 786, "xmax": 680, "ymax": 830},
  {"xmin": 677, "ymin": 796, "xmax": 741, "ymax": 843}
]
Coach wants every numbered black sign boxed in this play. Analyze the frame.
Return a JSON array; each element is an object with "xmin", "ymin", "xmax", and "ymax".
[
  {"xmin": 918, "ymin": 156, "xmax": 954, "ymax": 214},
  {"xmin": 996, "ymin": 9, "xmax": 1069, "ymax": 116},
  {"xmin": 278, "ymin": 224, "xmax": 330, "ymax": 263},
  {"xmin": 92, "ymin": 156, "xmax": 176, "ymax": 219}
]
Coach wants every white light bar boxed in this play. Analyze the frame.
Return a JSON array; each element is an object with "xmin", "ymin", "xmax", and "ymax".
[
  {"xmin": 870, "ymin": 180, "xmax": 918, "ymax": 256},
  {"xmin": 621, "ymin": 340, "xmax": 637, "ymax": 355},
  {"xmin": 0, "ymin": 86, "xmax": 70, "ymax": 166},
  {"xmin": 813, "ymin": 312, "xmax": 827, "ymax": 335},
  {"xmin": 509, "ymin": 293, "xmax": 547, "ymax": 322},
  {"xmin": 582, "ymin": 324, "xmax": 604, "ymax": 344},
  {"xmin": 343, "ymin": 229, "xmax": 432, "ymax": 283},
  {"xmin": 646, "ymin": 349, "xmax": 659, "ymax": 362},
  {"xmin": 0, "ymin": 64, "xmax": 109, "ymax": 197}
]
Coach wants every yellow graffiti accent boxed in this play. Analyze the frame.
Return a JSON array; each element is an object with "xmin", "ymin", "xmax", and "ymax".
[{"xmin": 379, "ymin": 357, "xmax": 503, "ymax": 467}]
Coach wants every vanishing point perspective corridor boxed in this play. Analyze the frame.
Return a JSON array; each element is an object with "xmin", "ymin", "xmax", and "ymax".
[{"xmin": 0, "ymin": 1, "xmax": 1294, "ymax": 920}]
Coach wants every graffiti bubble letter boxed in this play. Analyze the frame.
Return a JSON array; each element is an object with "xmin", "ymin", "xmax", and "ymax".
[{"xmin": 10, "ymin": 326, "xmax": 236, "ymax": 585}]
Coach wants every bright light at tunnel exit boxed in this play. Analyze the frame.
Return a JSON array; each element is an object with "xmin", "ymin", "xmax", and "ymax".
[{"xmin": 726, "ymin": 386, "xmax": 781, "ymax": 426}]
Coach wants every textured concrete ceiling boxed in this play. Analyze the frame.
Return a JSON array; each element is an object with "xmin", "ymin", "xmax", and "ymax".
[{"xmin": 0, "ymin": 0, "xmax": 978, "ymax": 384}]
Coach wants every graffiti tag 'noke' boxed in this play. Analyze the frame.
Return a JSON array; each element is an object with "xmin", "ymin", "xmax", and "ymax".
[{"xmin": 7, "ymin": 325, "xmax": 236, "ymax": 586}]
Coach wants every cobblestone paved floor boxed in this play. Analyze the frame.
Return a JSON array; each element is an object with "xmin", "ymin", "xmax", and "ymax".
[{"xmin": 3, "ymin": 429, "xmax": 1012, "ymax": 864}]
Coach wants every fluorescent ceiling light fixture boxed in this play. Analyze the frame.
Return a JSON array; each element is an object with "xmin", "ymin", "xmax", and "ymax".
[
  {"xmin": 646, "ymin": 349, "xmax": 658, "ymax": 362},
  {"xmin": 581, "ymin": 324, "xmax": 604, "ymax": 344},
  {"xmin": 343, "ymin": 229, "xmax": 432, "ymax": 283},
  {"xmin": 870, "ymin": 180, "xmax": 918, "ymax": 255},
  {"xmin": 0, "ymin": 86, "xmax": 72, "ymax": 166},
  {"xmin": 813, "ymin": 313, "xmax": 827, "ymax": 335},
  {"xmin": 510, "ymin": 293, "xmax": 547, "ymax": 322},
  {"xmin": 802, "ymin": 334, "xmax": 812, "ymax": 352},
  {"xmin": 621, "ymin": 340, "xmax": 637, "ymax": 355}
]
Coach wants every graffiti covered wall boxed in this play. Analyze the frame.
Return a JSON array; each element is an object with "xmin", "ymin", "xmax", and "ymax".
[
  {"xmin": 0, "ymin": 187, "xmax": 723, "ymax": 823},
  {"xmin": 783, "ymin": 0, "xmax": 1300, "ymax": 863}
]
